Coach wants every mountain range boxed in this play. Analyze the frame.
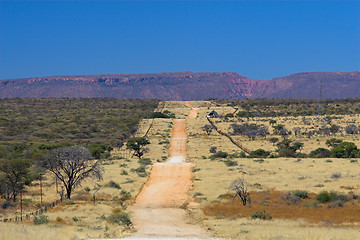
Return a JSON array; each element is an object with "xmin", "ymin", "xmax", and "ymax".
[{"xmin": 0, "ymin": 71, "xmax": 359, "ymax": 100}]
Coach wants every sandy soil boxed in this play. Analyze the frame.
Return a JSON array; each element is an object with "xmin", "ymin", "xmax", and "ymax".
[
  {"xmin": 130, "ymin": 116, "xmax": 210, "ymax": 238},
  {"xmin": 169, "ymin": 119, "xmax": 187, "ymax": 162},
  {"xmin": 184, "ymin": 102, "xmax": 199, "ymax": 119}
]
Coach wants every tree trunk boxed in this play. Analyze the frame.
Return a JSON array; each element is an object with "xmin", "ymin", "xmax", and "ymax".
[{"xmin": 65, "ymin": 185, "xmax": 72, "ymax": 199}]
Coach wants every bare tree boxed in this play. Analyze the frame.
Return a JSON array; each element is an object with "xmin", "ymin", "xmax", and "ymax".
[
  {"xmin": 201, "ymin": 124, "xmax": 213, "ymax": 135},
  {"xmin": 229, "ymin": 178, "xmax": 250, "ymax": 206},
  {"xmin": 279, "ymin": 128, "xmax": 289, "ymax": 139},
  {"xmin": 293, "ymin": 127, "xmax": 301, "ymax": 137},
  {"xmin": 307, "ymin": 130, "xmax": 314, "ymax": 138},
  {"xmin": 130, "ymin": 125, "xmax": 139, "ymax": 137},
  {"xmin": 345, "ymin": 124, "xmax": 359, "ymax": 135},
  {"xmin": 43, "ymin": 147, "xmax": 103, "ymax": 199},
  {"xmin": 231, "ymin": 123, "xmax": 269, "ymax": 140},
  {"xmin": 330, "ymin": 124, "xmax": 341, "ymax": 135}
]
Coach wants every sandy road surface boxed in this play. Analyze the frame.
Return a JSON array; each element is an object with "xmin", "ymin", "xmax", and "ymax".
[
  {"xmin": 134, "ymin": 163, "xmax": 193, "ymax": 207},
  {"xmin": 183, "ymin": 102, "xmax": 199, "ymax": 119},
  {"xmin": 130, "ymin": 117, "xmax": 210, "ymax": 239},
  {"xmin": 169, "ymin": 119, "xmax": 187, "ymax": 163}
]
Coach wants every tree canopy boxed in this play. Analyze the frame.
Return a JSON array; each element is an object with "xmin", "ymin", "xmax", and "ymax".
[
  {"xmin": 41, "ymin": 147, "xmax": 103, "ymax": 199},
  {"xmin": 126, "ymin": 137, "xmax": 150, "ymax": 159}
]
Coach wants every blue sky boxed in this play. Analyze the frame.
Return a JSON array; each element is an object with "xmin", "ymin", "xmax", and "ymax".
[{"xmin": 0, "ymin": 0, "xmax": 359, "ymax": 80}]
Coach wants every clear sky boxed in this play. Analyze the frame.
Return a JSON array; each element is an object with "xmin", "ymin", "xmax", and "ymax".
[{"xmin": 0, "ymin": 0, "xmax": 359, "ymax": 80}]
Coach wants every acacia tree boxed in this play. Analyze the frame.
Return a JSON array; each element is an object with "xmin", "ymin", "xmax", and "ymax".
[
  {"xmin": 127, "ymin": 137, "xmax": 150, "ymax": 159},
  {"xmin": 0, "ymin": 157, "xmax": 31, "ymax": 201},
  {"xmin": 326, "ymin": 138, "xmax": 343, "ymax": 148},
  {"xmin": 276, "ymin": 139, "xmax": 304, "ymax": 157},
  {"xmin": 43, "ymin": 147, "xmax": 102, "ymax": 199}
]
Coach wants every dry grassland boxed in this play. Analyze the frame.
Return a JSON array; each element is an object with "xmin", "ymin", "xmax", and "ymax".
[
  {"xmin": 2, "ymin": 100, "xmax": 360, "ymax": 240},
  {"xmin": 180, "ymin": 101, "xmax": 360, "ymax": 239},
  {"xmin": 0, "ymin": 116, "xmax": 174, "ymax": 239},
  {"xmin": 203, "ymin": 218, "xmax": 360, "ymax": 240}
]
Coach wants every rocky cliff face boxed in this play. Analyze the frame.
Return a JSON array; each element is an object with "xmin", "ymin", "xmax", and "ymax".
[{"xmin": 0, "ymin": 71, "xmax": 359, "ymax": 100}]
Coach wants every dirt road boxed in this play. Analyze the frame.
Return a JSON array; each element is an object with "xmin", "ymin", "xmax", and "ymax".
[
  {"xmin": 130, "ymin": 117, "xmax": 209, "ymax": 239},
  {"xmin": 183, "ymin": 102, "xmax": 199, "ymax": 119},
  {"xmin": 169, "ymin": 119, "xmax": 187, "ymax": 163}
]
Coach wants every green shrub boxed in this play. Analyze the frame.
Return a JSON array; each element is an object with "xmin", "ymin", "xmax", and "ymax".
[
  {"xmin": 253, "ymin": 159, "xmax": 264, "ymax": 163},
  {"xmin": 212, "ymin": 151, "xmax": 228, "ymax": 158},
  {"xmin": 138, "ymin": 158, "xmax": 152, "ymax": 165},
  {"xmin": 34, "ymin": 214, "xmax": 49, "ymax": 225},
  {"xmin": 248, "ymin": 149, "xmax": 270, "ymax": 158},
  {"xmin": 276, "ymin": 139, "xmax": 304, "ymax": 157},
  {"xmin": 105, "ymin": 180, "xmax": 121, "ymax": 189},
  {"xmin": 135, "ymin": 166, "xmax": 146, "ymax": 173},
  {"xmin": 331, "ymin": 172, "xmax": 342, "ymax": 179},
  {"xmin": 120, "ymin": 169, "xmax": 128, "ymax": 175},
  {"xmin": 64, "ymin": 199, "xmax": 75, "ymax": 205},
  {"xmin": 72, "ymin": 216, "xmax": 79, "ymax": 222},
  {"xmin": 303, "ymin": 200, "xmax": 320, "ymax": 208},
  {"xmin": 281, "ymin": 192, "xmax": 300, "ymax": 205},
  {"xmin": 224, "ymin": 159, "xmax": 238, "ymax": 167},
  {"xmin": 137, "ymin": 172, "xmax": 147, "ymax": 177},
  {"xmin": 88, "ymin": 143, "xmax": 113, "ymax": 159},
  {"xmin": 107, "ymin": 210, "xmax": 132, "ymax": 226},
  {"xmin": 315, "ymin": 191, "xmax": 348, "ymax": 204},
  {"xmin": 251, "ymin": 210, "xmax": 272, "ymax": 220},
  {"xmin": 0, "ymin": 201, "xmax": 12, "ymax": 209},
  {"xmin": 120, "ymin": 190, "xmax": 132, "ymax": 202},
  {"xmin": 209, "ymin": 146, "xmax": 217, "ymax": 153},
  {"xmin": 331, "ymin": 142, "xmax": 360, "ymax": 158},
  {"xmin": 309, "ymin": 148, "xmax": 331, "ymax": 158},
  {"xmin": 193, "ymin": 192, "xmax": 203, "ymax": 198},
  {"xmin": 217, "ymin": 193, "xmax": 233, "ymax": 199},
  {"xmin": 292, "ymin": 190, "xmax": 308, "ymax": 199},
  {"xmin": 149, "ymin": 111, "xmax": 175, "ymax": 118},
  {"xmin": 315, "ymin": 191, "xmax": 331, "ymax": 203}
]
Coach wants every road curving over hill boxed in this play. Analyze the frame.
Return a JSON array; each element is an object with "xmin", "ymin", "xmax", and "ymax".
[{"xmin": 129, "ymin": 117, "xmax": 210, "ymax": 239}]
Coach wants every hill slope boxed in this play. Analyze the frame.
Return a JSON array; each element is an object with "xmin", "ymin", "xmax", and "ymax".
[{"xmin": 0, "ymin": 71, "xmax": 359, "ymax": 100}]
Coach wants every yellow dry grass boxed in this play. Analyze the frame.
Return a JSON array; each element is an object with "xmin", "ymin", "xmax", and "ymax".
[
  {"xmin": 0, "ymin": 117, "xmax": 172, "ymax": 239},
  {"xmin": 204, "ymin": 218, "xmax": 360, "ymax": 240},
  {"xmin": 178, "ymin": 101, "xmax": 360, "ymax": 239},
  {"xmin": 2, "ymin": 100, "xmax": 360, "ymax": 240}
]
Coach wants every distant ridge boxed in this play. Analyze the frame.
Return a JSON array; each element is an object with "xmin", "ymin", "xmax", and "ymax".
[{"xmin": 0, "ymin": 71, "xmax": 359, "ymax": 100}]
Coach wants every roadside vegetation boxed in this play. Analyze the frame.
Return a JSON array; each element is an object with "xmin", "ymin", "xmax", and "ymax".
[
  {"xmin": 2, "ymin": 98, "xmax": 360, "ymax": 239},
  {"xmin": 0, "ymin": 98, "xmax": 160, "ymax": 239},
  {"xmin": 216, "ymin": 98, "xmax": 360, "ymax": 116},
  {"xmin": 185, "ymin": 100, "xmax": 360, "ymax": 239}
]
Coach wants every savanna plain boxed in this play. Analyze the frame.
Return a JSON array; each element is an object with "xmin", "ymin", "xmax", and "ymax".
[{"xmin": 1, "ymin": 98, "xmax": 360, "ymax": 239}]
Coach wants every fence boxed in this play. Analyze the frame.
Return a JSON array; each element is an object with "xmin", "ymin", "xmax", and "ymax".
[{"xmin": 0, "ymin": 199, "xmax": 62, "ymax": 223}]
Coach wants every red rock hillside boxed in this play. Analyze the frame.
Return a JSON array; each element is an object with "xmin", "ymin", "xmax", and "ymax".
[{"xmin": 0, "ymin": 71, "xmax": 359, "ymax": 100}]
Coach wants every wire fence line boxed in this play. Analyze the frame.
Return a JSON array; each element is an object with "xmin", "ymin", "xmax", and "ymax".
[{"xmin": 0, "ymin": 198, "xmax": 62, "ymax": 223}]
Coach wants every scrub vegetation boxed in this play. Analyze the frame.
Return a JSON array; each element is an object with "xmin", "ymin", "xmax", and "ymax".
[{"xmin": 2, "ymin": 99, "xmax": 360, "ymax": 239}]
